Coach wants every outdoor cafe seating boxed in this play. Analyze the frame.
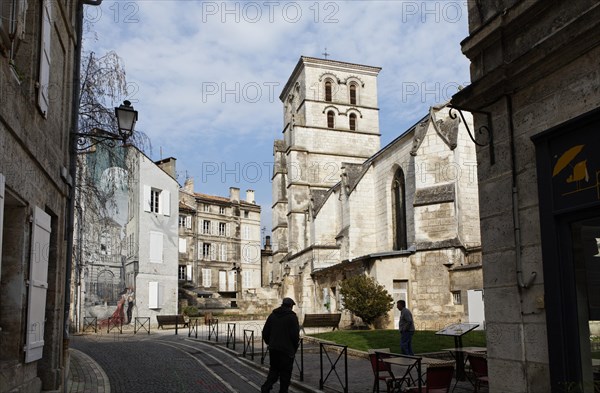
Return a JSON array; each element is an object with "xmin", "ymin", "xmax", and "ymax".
[
  {"xmin": 404, "ymin": 361, "xmax": 455, "ymax": 393},
  {"xmin": 368, "ymin": 348, "xmax": 397, "ymax": 393},
  {"xmin": 371, "ymin": 351, "xmax": 453, "ymax": 393},
  {"xmin": 466, "ymin": 352, "xmax": 489, "ymax": 392}
]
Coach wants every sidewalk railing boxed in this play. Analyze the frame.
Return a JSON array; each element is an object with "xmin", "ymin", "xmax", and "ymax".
[
  {"xmin": 83, "ymin": 317, "xmax": 97, "ymax": 333},
  {"xmin": 134, "ymin": 317, "xmax": 150, "ymax": 335},
  {"xmin": 243, "ymin": 329, "xmax": 255, "ymax": 360},
  {"xmin": 226, "ymin": 323, "xmax": 236, "ymax": 350},
  {"xmin": 319, "ymin": 342, "xmax": 348, "ymax": 393},
  {"xmin": 208, "ymin": 319, "xmax": 219, "ymax": 341}
]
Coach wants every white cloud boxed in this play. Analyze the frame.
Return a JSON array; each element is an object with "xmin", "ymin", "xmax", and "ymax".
[{"xmin": 84, "ymin": 0, "xmax": 472, "ymax": 232}]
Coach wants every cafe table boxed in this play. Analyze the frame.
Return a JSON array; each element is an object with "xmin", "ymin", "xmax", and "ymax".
[
  {"xmin": 381, "ymin": 356, "xmax": 449, "ymax": 392},
  {"xmin": 441, "ymin": 347, "xmax": 487, "ymax": 391}
]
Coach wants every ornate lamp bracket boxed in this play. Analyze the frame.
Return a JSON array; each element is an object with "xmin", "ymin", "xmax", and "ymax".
[
  {"xmin": 448, "ymin": 105, "xmax": 495, "ymax": 165},
  {"xmin": 73, "ymin": 131, "xmax": 125, "ymax": 151}
]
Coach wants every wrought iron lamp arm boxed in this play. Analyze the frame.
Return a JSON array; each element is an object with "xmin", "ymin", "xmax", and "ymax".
[{"xmin": 448, "ymin": 105, "xmax": 495, "ymax": 165}]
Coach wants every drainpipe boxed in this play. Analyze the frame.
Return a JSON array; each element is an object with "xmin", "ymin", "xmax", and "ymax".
[{"xmin": 506, "ymin": 95, "xmax": 537, "ymax": 289}]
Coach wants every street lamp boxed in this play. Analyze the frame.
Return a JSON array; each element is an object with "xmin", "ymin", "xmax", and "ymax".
[
  {"xmin": 284, "ymin": 264, "xmax": 291, "ymax": 276},
  {"xmin": 115, "ymin": 100, "xmax": 138, "ymax": 139},
  {"xmin": 74, "ymin": 100, "xmax": 138, "ymax": 151}
]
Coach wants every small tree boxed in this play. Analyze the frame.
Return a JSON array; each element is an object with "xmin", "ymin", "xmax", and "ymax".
[{"xmin": 339, "ymin": 275, "xmax": 394, "ymax": 327}]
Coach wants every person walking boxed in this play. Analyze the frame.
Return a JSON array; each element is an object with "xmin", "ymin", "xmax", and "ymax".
[
  {"xmin": 397, "ymin": 300, "xmax": 415, "ymax": 356},
  {"xmin": 261, "ymin": 297, "xmax": 300, "ymax": 393}
]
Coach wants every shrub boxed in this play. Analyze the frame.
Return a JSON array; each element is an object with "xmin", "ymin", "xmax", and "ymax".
[
  {"xmin": 182, "ymin": 306, "xmax": 199, "ymax": 317},
  {"xmin": 339, "ymin": 275, "xmax": 394, "ymax": 327}
]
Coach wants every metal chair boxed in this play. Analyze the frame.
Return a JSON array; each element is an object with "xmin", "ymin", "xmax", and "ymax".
[
  {"xmin": 467, "ymin": 353, "xmax": 489, "ymax": 392},
  {"xmin": 368, "ymin": 349, "xmax": 396, "ymax": 393},
  {"xmin": 404, "ymin": 362, "xmax": 455, "ymax": 393}
]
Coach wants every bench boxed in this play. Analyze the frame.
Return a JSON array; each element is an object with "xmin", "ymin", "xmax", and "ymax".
[
  {"xmin": 301, "ymin": 313, "xmax": 341, "ymax": 334},
  {"xmin": 156, "ymin": 315, "xmax": 189, "ymax": 329}
]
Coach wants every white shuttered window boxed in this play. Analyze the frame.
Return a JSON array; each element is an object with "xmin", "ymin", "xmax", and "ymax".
[
  {"xmin": 149, "ymin": 231, "xmax": 163, "ymax": 263},
  {"xmin": 25, "ymin": 207, "xmax": 51, "ymax": 362},
  {"xmin": 202, "ymin": 268, "xmax": 211, "ymax": 287},
  {"xmin": 37, "ymin": 0, "xmax": 52, "ymax": 117},
  {"xmin": 148, "ymin": 281, "xmax": 159, "ymax": 308}
]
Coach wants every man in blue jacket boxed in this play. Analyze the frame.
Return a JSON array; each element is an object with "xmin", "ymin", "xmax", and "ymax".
[{"xmin": 261, "ymin": 297, "xmax": 300, "ymax": 393}]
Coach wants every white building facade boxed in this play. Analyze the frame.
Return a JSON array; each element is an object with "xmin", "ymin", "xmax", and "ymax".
[{"xmin": 125, "ymin": 154, "xmax": 179, "ymax": 322}]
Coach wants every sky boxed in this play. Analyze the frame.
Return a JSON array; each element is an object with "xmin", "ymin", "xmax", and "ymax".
[{"xmin": 84, "ymin": 0, "xmax": 472, "ymax": 236}]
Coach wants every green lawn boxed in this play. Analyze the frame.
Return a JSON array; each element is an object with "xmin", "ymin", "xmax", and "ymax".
[{"xmin": 310, "ymin": 329, "xmax": 487, "ymax": 354}]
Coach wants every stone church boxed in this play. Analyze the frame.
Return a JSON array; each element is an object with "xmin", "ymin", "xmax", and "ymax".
[{"xmin": 268, "ymin": 56, "xmax": 484, "ymax": 329}]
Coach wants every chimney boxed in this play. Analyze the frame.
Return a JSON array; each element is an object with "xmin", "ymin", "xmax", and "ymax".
[
  {"xmin": 246, "ymin": 189, "xmax": 255, "ymax": 204},
  {"xmin": 155, "ymin": 157, "xmax": 177, "ymax": 179},
  {"xmin": 183, "ymin": 177, "xmax": 194, "ymax": 193},
  {"xmin": 265, "ymin": 236, "xmax": 272, "ymax": 251},
  {"xmin": 229, "ymin": 187, "xmax": 240, "ymax": 202}
]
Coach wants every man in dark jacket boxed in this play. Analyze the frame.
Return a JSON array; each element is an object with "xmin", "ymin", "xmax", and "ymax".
[{"xmin": 261, "ymin": 297, "xmax": 300, "ymax": 393}]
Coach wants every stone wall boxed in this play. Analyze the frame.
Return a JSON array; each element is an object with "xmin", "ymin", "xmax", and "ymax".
[{"xmin": 453, "ymin": 1, "xmax": 600, "ymax": 391}]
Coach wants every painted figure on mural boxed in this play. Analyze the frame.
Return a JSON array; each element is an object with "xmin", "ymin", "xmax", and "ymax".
[{"xmin": 126, "ymin": 287, "xmax": 135, "ymax": 324}]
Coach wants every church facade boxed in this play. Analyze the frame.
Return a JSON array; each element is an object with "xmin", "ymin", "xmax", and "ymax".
[{"xmin": 270, "ymin": 57, "xmax": 483, "ymax": 329}]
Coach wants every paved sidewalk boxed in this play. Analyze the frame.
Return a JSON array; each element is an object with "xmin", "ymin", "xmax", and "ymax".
[
  {"xmin": 67, "ymin": 348, "xmax": 111, "ymax": 393},
  {"xmin": 66, "ymin": 323, "xmax": 484, "ymax": 393}
]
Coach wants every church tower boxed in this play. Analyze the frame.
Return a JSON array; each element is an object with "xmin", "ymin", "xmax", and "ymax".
[{"xmin": 272, "ymin": 57, "xmax": 382, "ymax": 269}]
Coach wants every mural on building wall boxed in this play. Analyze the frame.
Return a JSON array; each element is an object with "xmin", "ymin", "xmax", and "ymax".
[{"xmin": 74, "ymin": 144, "xmax": 133, "ymax": 325}]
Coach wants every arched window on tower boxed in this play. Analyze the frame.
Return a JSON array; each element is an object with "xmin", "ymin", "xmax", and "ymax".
[
  {"xmin": 349, "ymin": 113, "xmax": 357, "ymax": 131},
  {"xmin": 349, "ymin": 84, "xmax": 357, "ymax": 105},
  {"xmin": 392, "ymin": 168, "xmax": 408, "ymax": 250},
  {"xmin": 327, "ymin": 111, "xmax": 335, "ymax": 128},
  {"xmin": 325, "ymin": 81, "xmax": 332, "ymax": 102}
]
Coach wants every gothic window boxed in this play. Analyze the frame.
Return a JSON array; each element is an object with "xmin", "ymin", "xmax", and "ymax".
[
  {"xmin": 349, "ymin": 113, "xmax": 357, "ymax": 131},
  {"xmin": 325, "ymin": 81, "xmax": 332, "ymax": 102},
  {"xmin": 349, "ymin": 84, "xmax": 357, "ymax": 105},
  {"xmin": 392, "ymin": 168, "xmax": 408, "ymax": 250},
  {"xmin": 327, "ymin": 111, "xmax": 335, "ymax": 128}
]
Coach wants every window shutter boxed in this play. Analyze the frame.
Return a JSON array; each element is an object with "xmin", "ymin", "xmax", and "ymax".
[
  {"xmin": 161, "ymin": 190, "xmax": 171, "ymax": 216},
  {"xmin": 37, "ymin": 0, "xmax": 52, "ymax": 117},
  {"xmin": 244, "ymin": 270, "xmax": 252, "ymax": 289},
  {"xmin": 143, "ymin": 185, "xmax": 151, "ymax": 212},
  {"xmin": 148, "ymin": 281, "xmax": 159, "ymax": 308},
  {"xmin": 198, "ymin": 241, "xmax": 203, "ymax": 260},
  {"xmin": 149, "ymin": 231, "xmax": 163, "ymax": 263},
  {"xmin": 186, "ymin": 265, "xmax": 192, "ymax": 281},
  {"xmin": 25, "ymin": 206, "xmax": 51, "ymax": 363},
  {"xmin": 228, "ymin": 270, "xmax": 236, "ymax": 291},
  {"xmin": 220, "ymin": 244, "xmax": 227, "ymax": 262},
  {"xmin": 0, "ymin": 174, "xmax": 4, "ymax": 276},
  {"xmin": 210, "ymin": 243, "xmax": 216, "ymax": 260},
  {"xmin": 211, "ymin": 221, "xmax": 216, "ymax": 235},
  {"xmin": 226, "ymin": 223, "xmax": 230, "ymax": 236},
  {"xmin": 178, "ymin": 238, "xmax": 186, "ymax": 253},
  {"xmin": 185, "ymin": 216, "xmax": 191, "ymax": 229},
  {"xmin": 202, "ymin": 269, "xmax": 211, "ymax": 287}
]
